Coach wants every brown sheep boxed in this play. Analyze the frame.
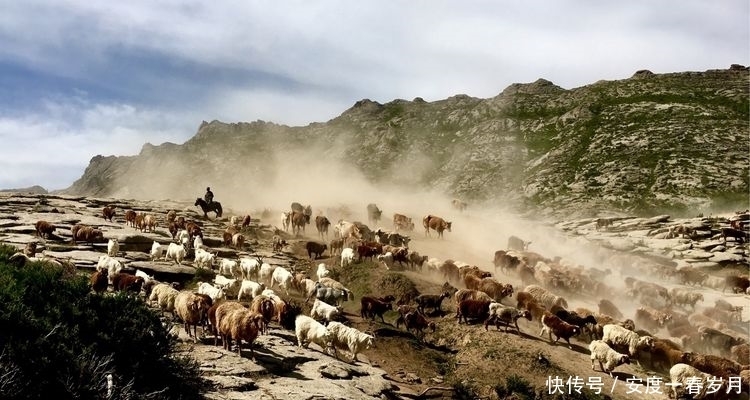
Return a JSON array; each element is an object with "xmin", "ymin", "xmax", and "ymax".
[
  {"xmin": 134, "ymin": 214, "xmax": 145, "ymax": 231},
  {"xmin": 360, "ymin": 296, "xmax": 393, "ymax": 322},
  {"xmin": 597, "ymin": 299, "xmax": 624, "ymax": 320},
  {"xmin": 455, "ymin": 289, "xmax": 493, "ymax": 307},
  {"xmin": 249, "ymin": 295, "xmax": 277, "ymax": 332},
  {"xmin": 166, "ymin": 210, "xmax": 177, "ymax": 224},
  {"xmin": 306, "ymin": 241, "xmax": 327, "ymax": 259},
  {"xmin": 540, "ymin": 312, "xmax": 580, "ymax": 349},
  {"xmin": 478, "ymin": 278, "xmax": 513, "ymax": 302},
  {"xmin": 102, "ymin": 206, "xmax": 116, "ymax": 222},
  {"xmin": 223, "ymin": 227, "xmax": 238, "ymax": 246},
  {"xmin": 679, "ymin": 352, "xmax": 746, "ymax": 379},
  {"xmin": 232, "ymin": 233, "xmax": 245, "ymax": 249},
  {"xmin": 212, "ymin": 301, "xmax": 245, "ymax": 346},
  {"xmin": 71, "ymin": 225, "xmax": 104, "ymax": 245},
  {"xmin": 730, "ymin": 344, "xmax": 749, "ymax": 364},
  {"xmin": 35, "ymin": 220, "xmax": 56, "ymax": 239},
  {"xmin": 404, "ymin": 312, "xmax": 436, "ymax": 338},
  {"xmin": 143, "ymin": 214, "xmax": 156, "ymax": 232},
  {"xmin": 241, "ymin": 215, "xmax": 252, "ymax": 228},
  {"xmin": 219, "ymin": 308, "xmax": 261, "ymax": 357},
  {"xmin": 174, "ymin": 291, "xmax": 211, "ymax": 342},
  {"xmin": 648, "ymin": 338, "xmax": 686, "ymax": 372},
  {"xmin": 90, "ymin": 270, "xmax": 108, "ymax": 293},
  {"xmin": 168, "ymin": 221, "xmax": 179, "ymax": 239},
  {"xmin": 463, "ymin": 274, "xmax": 482, "ymax": 290},
  {"xmin": 23, "ymin": 242, "xmax": 37, "ymax": 257},
  {"xmin": 457, "ymin": 299, "xmax": 491, "ymax": 324},
  {"xmin": 440, "ymin": 260, "xmax": 459, "ymax": 283},
  {"xmin": 124, "ymin": 210, "xmax": 137, "ymax": 227},
  {"xmin": 112, "ymin": 273, "xmax": 144, "ymax": 293}
]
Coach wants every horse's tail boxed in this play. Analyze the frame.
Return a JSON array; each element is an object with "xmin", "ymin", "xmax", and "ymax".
[{"xmin": 215, "ymin": 202, "xmax": 223, "ymax": 217}]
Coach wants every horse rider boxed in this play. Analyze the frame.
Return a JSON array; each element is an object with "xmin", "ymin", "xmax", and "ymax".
[{"xmin": 204, "ymin": 187, "xmax": 214, "ymax": 204}]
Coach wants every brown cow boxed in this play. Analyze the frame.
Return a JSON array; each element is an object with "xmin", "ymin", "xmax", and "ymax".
[
  {"xmin": 290, "ymin": 211, "xmax": 308, "ymax": 236},
  {"xmin": 315, "ymin": 216, "xmax": 330, "ymax": 239},
  {"xmin": 393, "ymin": 213, "xmax": 414, "ymax": 232},
  {"xmin": 423, "ymin": 215, "xmax": 452, "ymax": 238}
]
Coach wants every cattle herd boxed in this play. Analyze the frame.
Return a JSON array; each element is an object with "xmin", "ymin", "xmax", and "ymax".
[{"xmin": 17, "ymin": 199, "xmax": 750, "ymax": 398}]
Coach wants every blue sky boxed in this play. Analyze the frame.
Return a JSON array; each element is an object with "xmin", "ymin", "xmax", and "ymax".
[{"xmin": 1, "ymin": 0, "xmax": 747, "ymax": 190}]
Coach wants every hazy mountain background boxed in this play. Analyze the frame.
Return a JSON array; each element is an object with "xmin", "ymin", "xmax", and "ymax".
[{"xmin": 61, "ymin": 66, "xmax": 749, "ymax": 218}]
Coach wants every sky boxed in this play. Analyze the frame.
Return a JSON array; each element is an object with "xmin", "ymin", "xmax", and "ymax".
[{"xmin": 0, "ymin": 0, "xmax": 747, "ymax": 191}]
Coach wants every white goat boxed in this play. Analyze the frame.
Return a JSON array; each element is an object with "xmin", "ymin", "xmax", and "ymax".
[
  {"xmin": 164, "ymin": 243, "xmax": 187, "ymax": 265},
  {"xmin": 107, "ymin": 238, "xmax": 119, "ymax": 257}
]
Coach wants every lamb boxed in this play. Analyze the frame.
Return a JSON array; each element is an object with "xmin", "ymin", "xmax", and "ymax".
[
  {"xmin": 164, "ymin": 242, "xmax": 187, "ymax": 265},
  {"xmin": 218, "ymin": 308, "xmax": 261, "ymax": 357},
  {"xmin": 540, "ymin": 312, "xmax": 581, "ymax": 349},
  {"xmin": 669, "ymin": 288, "xmax": 704, "ymax": 309},
  {"xmin": 90, "ymin": 270, "xmax": 108, "ymax": 293},
  {"xmin": 326, "ymin": 321, "xmax": 374, "ymax": 363},
  {"xmin": 602, "ymin": 324, "xmax": 655, "ymax": 360},
  {"xmin": 232, "ymin": 233, "xmax": 245, "ymax": 249},
  {"xmin": 149, "ymin": 241, "xmax": 168, "ymax": 260},
  {"xmin": 270, "ymin": 266, "xmax": 294, "ymax": 296},
  {"xmin": 148, "ymin": 283, "xmax": 180, "ymax": 316},
  {"xmin": 360, "ymin": 296, "xmax": 393, "ymax": 322},
  {"xmin": 295, "ymin": 315, "xmax": 333, "ymax": 354},
  {"xmin": 306, "ymin": 241, "xmax": 327, "ymax": 259},
  {"xmin": 112, "ymin": 273, "xmax": 144, "ymax": 294},
  {"xmin": 237, "ymin": 280, "xmax": 265, "ymax": 301},
  {"xmin": 457, "ymin": 299, "xmax": 492, "ymax": 324},
  {"xmin": 668, "ymin": 363, "xmax": 725, "ymax": 400},
  {"xmin": 415, "ymin": 292, "xmax": 451, "ymax": 315},
  {"xmin": 96, "ymin": 255, "xmax": 123, "ymax": 283},
  {"xmin": 589, "ymin": 340, "xmax": 631, "ymax": 377},
  {"xmin": 598, "ymin": 299, "xmax": 624, "ymax": 320},
  {"xmin": 484, "ymin": 303, "xmax": 532, "ymax": 334},
  {"xmin": 310, "ymin": 298, "xmax": 343, "ymax": 324},
  {"xmin": 71, "ymin": 224, "xmax": 104, "ymax": 245},
  {"xmin": 340, "ymin": 247, "xmax": 356, "ymax": 267},
  {"xmin": 316, "ymin": 263, "xmax": 331, "ymax": 280},
  {"xmin": 107, "ymin": 238, "xmax": 120, "ymax": 257},
  {"xmin": 404, "ymin": 312, "xmax": 436, "ymax": 338},
  {"xmin": 198, "ymin": 282, "xmax": 226, "ymax": 302},
  {"xmin": 174, "ymin": 291, "xmax": 211, "ymax": 342},
  {"xmin": 523, "ymin": 284, "xmax": 569, "ymax": 309},
  {"xmin": 102, "ymin": 206, "xmax": 116, "ymax": 222},
  {"xmin": 34, "ymin": 220, "xmax": 56, "ymax": 239},
  {"xmin": 194, "ymin": 248, "xmax": 216, "ymax": 269}
]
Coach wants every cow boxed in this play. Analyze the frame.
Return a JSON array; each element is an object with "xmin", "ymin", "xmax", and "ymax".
[
  {"xmin": 315, "ymin": 216, "xmax": 331, "ymax": 240},
  {"xmin": 423, "ymin": 215, "xmax": 452, "ymax": 238},
  {"xmin": 393, "ymin": 213, "xmax": 415, "ymax": 232},
  {"xmin": 290, "ymin": 211, "xmax": 309, "ymax": 236},
  {"xmin": 507, "ymin": 235, "xmax": 531, "ymax": 251},
  {"xmin": 366, "ymin": 204, "xmax": 382, "ymax": 226}
]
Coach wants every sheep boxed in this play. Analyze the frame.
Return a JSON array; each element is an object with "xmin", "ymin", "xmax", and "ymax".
[
  {"xmin": 597, "ymin": 299, "xmax": 624, "ymax": 320},
  {"xmin": 281, "ymin": 212, "xmax": 291, "ymax": 232},
  {"xmin": 33, "ymin": 220, "xmax": 55, "ymax": 239},
  {"xmin": 455, "ymin": 289, "xmax": 494, "ymax": 307},
  {"xmin": 249, "ymin": 296, "xmax": 276, "ymax": 333},
  {"xmin": 270, "ymin": 266, "xmax": 294, "ymax": 296},
  {"xmin": 237, "ymin": 280, "xmax": 265, "ymax": 301},
  {"xmin": 295, "ymin": 315, "xmax": 333, "ymax": 354},
  {"xmin": 217, "ymin": 307, "xmax": 261, "ymax": 357},
  {"xmin": 360, "ymin": 296, "xmax": 393, "ymax": 322},
  {"xmin": 699, "ymin": 326, "xmax": 746, "ymax": 355},
  {"xmin": 135, "ymin": 269, "xmax": 154, "ymax": 284},
  {"xmin": 102, "ymin": 206, "xmax": 116, "ymax": 222},
  {"xmin": 415, "ymin": 292, "xmax": 451, "ymax": 315},
  {"xmin": 730, "ymin": 343, "xmax": 749, "ymax": 364},
  {"xmin": 317, "ymin": 278, "xmax": 353, "ymax": 300},
  {"xmin": 669, "ymin": 288, "xmax": 704, "ymax": 309},
  {"xmin": 112, "ymin": 273, "xmax": 144, "ymax": 294},
  {"xmin": 298, "ymin": 278, "xmax": 318, "ymax": 299},
  {"xmin": 149, "ymin": 241, "xmax": 168, "ymax": 260},
  {"xmin": 540, "ymin": 312, "xmax": 581, "ymax": 349},
  {"xmin": 105, "ymin": 238, "xmax": 119, "ymax": 257},
  {"xmin": 148, "ymin": 283, "xmax": 180, "ymax": 316},
  {"xmin": 164, "ymin": 242, "xmax": 187, "ymax": 265},
  {"xmin": 326, "ymin": 321, "xmax": 374, "ymax": 363},
  {"xmin": 714, "ymin": 299, "xmax": 743, "ymax": 317},
  {"xmin": 213, "ymin": 301, "xmax": 245, "ymax": 345},
  {"xmin": 602, "ymin": 324, "xmax": 654, "ymax": 360},
  {"xmin": 316, "ymin": 263, "xmax": 331, "ymax": 281},
  {"xmin": 311, "ymin": 284, "xmax": 350, "ymax": 306},
  {"xmin": 71, "ymin": 225, "xmax": 104, "ymax": 245},
  {"xmin": 523, "ymin": 284, "xmax": 568, "ymax": 309},
  {"xmin": 272, "ymin": 235, "xmax": 287, "ymax": 252},
  {"xmin": 177, "ymin": 229, "xmax": 190, "ymax": 245},
  {"xmin": 258, "ymin": 262, "xmax": 276, "ymax": 287},
  {"xmin": 124, "ymin": 210, "xmax": 137, "ymax": 227},
  {"xmin": 143, "ymin": 214, "xmax": 156, "ymax": 232},
  {"xmin": 635, "ymin": 306, "xmax": 672, "ymax": 332},
  {"xmin": 174, "ymin": 291, "xmax": 211, "ymax": 342},
  {"xmin": 198, "ymin": 282, "xmax": 226, "ymax": 302},
  {"xmin": 647, "ymin": 337, "xmax": 686, "ymax": 372},
  {"xmin": 484, "ymin": 303, "xmax": 532, "ymax": 334},
  {"xmin": 702, "ymin": 307, "xmax": 740, "ymax": 325},
  {"xmin": 90, "ymin": 270, "xmax": 108, "ymax": 293},
  {"xmin": 689, "ymin": 313, "xmax": 728, "ymax": 331},
  {"xmin": 194, "ymin": 248, "xmax": 216, "ymax": 269},
  {"xmin": 668, "ymin": 363, "xmax": 725, "ymax": 400},
  {"xmin": 310, "ymin": 299, "xmax": 343, "ymax": 324},
  {"xmin": 306, "ymin": 241, "xmax": 327, "ymax": 259},
  {"xmin": 340, "ymin": 247, "xmax": 355, "ymax": 267},
  {"xmin": 457, "ymin": 299, "xmax": 492, "ymax": 324},
  {"xmin": 96, "ymin": 255, "xmax": 123, "ymax": 283},
  {"xmin": 231, "ymin": 233, "xmax": 245, "ymax": 249},
  {"xmin": 166, "ymin": 210, "xmax": 176, "ymax": 224},
  {"xmin": 589, "ymin": 340, "xmax": 631, "ymax": 377},
  {"xmin": 479, "ymin": 278, "xmax": 514, "ymax": 302},
  {"xmin": 376, "ymin": 252, "xmax": 393, "ymax": 269},
  {"xmin": 219, "ymin": 258, "xmax": 241, "ymax": 279},
  {"xmin": 239, "ymin": 257, "xmax": 262, "ymax": 280},
  {"xmin": 404, "ymin": 312, "xmax": 436, "ymax": 338},
  {"xmin": 554, "ymin": 309, "xmax": 598, "ymax": 341}
]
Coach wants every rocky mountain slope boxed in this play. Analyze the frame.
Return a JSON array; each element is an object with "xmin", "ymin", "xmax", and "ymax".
[{"xmin": 64, "ymin": 65, "xmax": 749, "ymax": 217}]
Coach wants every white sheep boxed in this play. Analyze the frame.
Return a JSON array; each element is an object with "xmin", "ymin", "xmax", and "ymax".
[
  {"xmin": 259, "ymin": 262, "xmax": 276, "ymax": 287},
  {"xmin": 239, "ymin": 257, "xmax": 262, "ymax": 280},
  {"xmin": 176, "ymin": 229, "xmax": 189, "ymax": 245},
  {"xmin": 198, "ymin": 282, "xmax": 226, "ymax": 302},
  {"xmin": 96, "ymin": 255, "xmax": 123, "ymax": 283},
  {"xmin": 602, "ymin": 324, "xmax": 654, "ymax": 360},
  {"xmin": 237, "ymin": 280, "xmax": 265, "ymax": 301},
  {"xmin": 310, "ymin": 299, "xmax": 342, "ymax": 324},
  {"xmin": 376, "ymin": 252, "xmax": 393, "ymax": 270},
  {"xmin": 669, "ymin": 288, "xmax": 704, "ymax": 309},
  {"xmin": 193, "ymin": 236, "xmax": 206, "ymax": 250},
  {"xmin": 669, "ymin": 363, "xmax": 722, "ymax": 399},
  {"xmin": 271, "ymin": 266, "xmax": 294, "ymax": 296},
  {"xmin": 316, "ymin": 263, "xmax": 331, "ymax": 280},
  {"xmin": 340, "ymin": 248, "xmax": 355, "ymax": 267},
  {"xmin": 213, "ymin": 275, "xmax": 241, "ymax": 297},
  {"xmin": 164, "ymin": 242, "xmax": 186, "ymax": 265},
  {"xmin": 219, "ymin": 258, "xmax": 241, "ymax": 279},
  {"xmin": 298, "ymin": 278, "xmax": 318, "ymax": 298},
  {"xmin": 589, "ymin": 340, "xmax": 631, "ymax": 377},
  {"xmin": 148, "ymin": 283, "xmax": 180, "ymax": 316},
  {"xmin": 326, "ymin": 321, "xmax": 374, "ymax": 363},
  {"xmin": 295, "ymin": 315, "xmax": 333, "ymax": 353},
  {"xmin": 135, "ymin": 269, "xmax": 153, "ymax": 284},
  {"xmin": 317, "ymin": 277, "xmax": 352, "ymax": 299},
  {"xmin": 194, "ymin": 248, "xmax": 216, "ymax": 269},
  {"xmin": 107, "ymin": 238, "xmax": 119, "ymax": 257},
  {"xmin": 150, "ymin": 241, "xmax": 168, "ymax": 260}
]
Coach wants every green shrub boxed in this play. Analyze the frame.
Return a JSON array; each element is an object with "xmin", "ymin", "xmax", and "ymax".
[{"xmin": 0, "ymin": 253, "xmax": 208, "ymax": 400}]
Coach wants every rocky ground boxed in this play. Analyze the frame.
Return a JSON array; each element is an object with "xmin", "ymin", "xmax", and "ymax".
[{"xmin": 0, "ymin": 192, "xmax": 748, "ymax": 399}]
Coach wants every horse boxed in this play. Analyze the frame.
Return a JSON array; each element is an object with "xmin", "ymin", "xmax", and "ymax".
[
  {"xmin": 290, "ymin": 211, "xmax": 309, "ymax": 236},
  {"xmin": 315, "ymin": 216, "xmax": 330, "ymax": 240},
  {"xmin": 195, "ymin": 198, "xmax": 223, "ymax": 218},
  {"xmin": 422, "ymin": 215, "xmax": 452, "ymax": 238}
]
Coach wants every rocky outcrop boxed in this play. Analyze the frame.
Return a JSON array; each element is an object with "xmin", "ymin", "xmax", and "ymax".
[{"xmin": 63, "ymin": 66, "xmax": 749, "ymax": 217}]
